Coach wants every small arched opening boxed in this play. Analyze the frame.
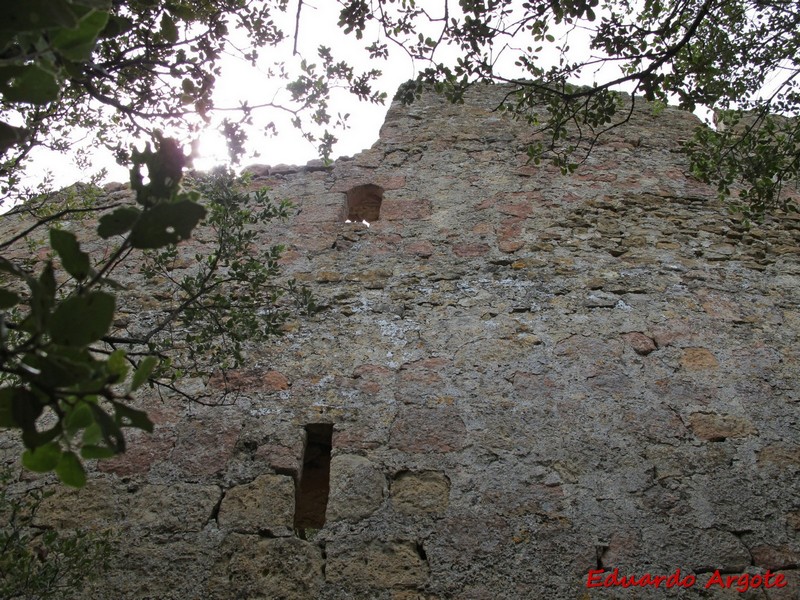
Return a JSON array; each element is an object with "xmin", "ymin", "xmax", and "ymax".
[{"xmin": 344, "ymin": 184, "xmax": 383, "ymax": 223}]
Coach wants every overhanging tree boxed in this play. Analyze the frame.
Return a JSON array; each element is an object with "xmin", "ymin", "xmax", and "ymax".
[
  {"xmin": 3, "ymin": 1, "xmax": 797, "ymax": 215},
  {"xmin": 0, "ymin": 0, "xmax": 321, "ymax": 486},
  {"xmin": 334, "ymin": 0, "xmax": 799, "ymax": 219}
]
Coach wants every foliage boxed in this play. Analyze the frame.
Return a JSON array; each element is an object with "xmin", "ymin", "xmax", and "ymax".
[
  {"xmin": 0, "ymin": 140, "xmax": 313, "ymax": 485},
  {"xmin": 4, "ymin": 0, "xmax": 796, "ymax": 218},
  {"xmin": 0, "ymin": 1, "xmax": 320, "ymax": 485},
  {"xmin": 333, "ymin": 0, "xmax": 800, "ymax": 219},
  {"xmin": 0, "ymin": 138, "xmax": 197, "ymax": 486},
  {"xmin": 128, "ymin": 167, "xmax": 318, "ymax": 404},
  {"xmin": 0, "ymin": 468, "xmax": 111, "ymax": 598},
  {"xmin": 0, "ymin": 0, "xmax": 385, "ymax": 197}
]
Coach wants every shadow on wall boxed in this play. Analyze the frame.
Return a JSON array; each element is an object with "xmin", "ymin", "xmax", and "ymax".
[
  {"xmin": 343, "ymin": 184, "xmax": 384, "ymax": 223},
  {"xmin": 294, "ymin": 423, "xmax": 333, "ymax": 537}
]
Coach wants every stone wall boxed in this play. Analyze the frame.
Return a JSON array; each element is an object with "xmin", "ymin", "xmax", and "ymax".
[{"xmin": 2, "ymin": 84, "xmax": 799, "ymax": 598}]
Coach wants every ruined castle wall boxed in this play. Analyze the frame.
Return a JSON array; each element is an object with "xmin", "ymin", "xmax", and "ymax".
[{"xmin": 4, "ymin": 84, "xmax": 800, "ymax": 598}]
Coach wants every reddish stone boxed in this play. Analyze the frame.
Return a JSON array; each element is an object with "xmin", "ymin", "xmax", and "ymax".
[
  {"xmin": 331, "ymin": 176, "xmax": 405, "ymax": 192},
  {"xmin": 651, "ymin": 320, "xmax": 695, "ymax": 347},
  {"xmin": 498, "ymin": 240, "xmax": 524, "ymax": 253},
  {"xmin": 758, "ymin": 444, "xmax": 800, "ymax": 469},
  {"xmin": 353, "ymin": 364, "xmax": 394, "ymax": 379},
  {"xmin": 254, "ymin": 443, "xmax": 300, "ymax": 474},
  {"xmin": 476, "ymin": 196, "xmax": 495, "ymax": 210},
  {"xmin": 277, "ymin": 249, "xmax": 302, "ymax": 265},
  {"xmin": 357, "ymin": 381, "xmax": 381, "ymax": 394},
  {"xmin": 576, "ymin": 171, "xmax": 618, "ymax": 182},
  {"xmin": 244, "ymin": 177, "xmax": 282, "ymax": 191},
  {"xmin": 369, "ymin": 233, "xmax": 404, "ymax": 254},
  {"xmin": 332, "ymin": 427, "xmax": 383, "ymax": 451},
  {"xmin": 170, "ymin": 416, "xmax": 240, "ymax": 477},
  {"xmin": 290, "ymin": 223, "xmax": 337, "ymax": 252},
  {"xmin": 389, "ymin": 405, "xmax": 466, "ymax": 452},
  {"xmin": 750, "ymin": 545, "xmax": 800, "ymax": 570},
  {"xmin": 405, "ymin": 241, "xmax": 434, "ymax": 258},
  {"xmin": 397, "ymin": 368, "xmax": 442, "ymax": 387},
  {"xmin": 208, "ymin": 369, "xmax": 249, "ymax": 390},
  {"xmin": 98, "ymin": 428, "xmax": 176, "ymax": 477},
  {"xmin": 381, "ymin": 198, "xmax": 432, "ymax": 220},
  {"xmin": 496, "ymin": 203, "xmax": 532, "ymax": 218},
  {"xmin": 294, "ymin": 204, "xmax": 341, "ymax": 225},
  {"xmin": 688, "ymin": 412, "xmax": 756, "ymax": 441},
  {"xmin": 699, "ymin": 291, "xmax": 743, "ymax": 321},
  {"xmin": 208, "ymin": 368, "xmax": 289, "ymax": 392},
  {"xmin": 452, "ymin": 243, "xmax": 490, "ymax": 257},
  {"xmin": 514, "ymin": 165, "xmax": 538, "ymax": 177},
  {"xmin": 497, "ymin": 217, "xmax": 524, "ymax": 252},
  {"xmin": 263, "ymin": 370, "xmax": 290, "ymax": 391},
  {"xmin": 622, "ymin": 332, "xmax": 657, "ymax": 355}
]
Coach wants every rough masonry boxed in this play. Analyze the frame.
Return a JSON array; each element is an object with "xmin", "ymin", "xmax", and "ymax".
[{"xmin": 2, "ymin": 83, "xmax": 799, "ymax": 599}]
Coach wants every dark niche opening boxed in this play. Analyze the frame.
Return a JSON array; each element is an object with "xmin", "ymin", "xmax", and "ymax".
[
  {"xmin": 344, "ymin": 184, "xmax": 383, "ymax": 223},
  {"xmin": 294, "ymin": 423, "xmax": 333, "ymax": 534}
]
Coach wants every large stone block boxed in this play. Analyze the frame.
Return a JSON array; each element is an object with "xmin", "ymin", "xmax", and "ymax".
[
  {"xmin": 326, "ymin": 454, "xmax": 385, "ymax": 522},
  {"xmin": 210, "ymin": 534, "xmax": 324, "ymax": 600},
  {"xmin": 218, "ymin": 473, "xmax": 295, "ymax": 534},
  {"xmin": 391, "ymin": 470, "xmax": 450, "ymax": 515},
  {"xmin": 326, "ymin": 539, "xmax": 429, "ymax": 588}
]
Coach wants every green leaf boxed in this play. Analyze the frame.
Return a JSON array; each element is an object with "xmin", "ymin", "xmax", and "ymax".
[
  {"xmin": 64, "ymin": 402, "xmax": 93, "ymax": 434},
  {"xmin": 51, "ymin": 8, "xmax": 110, "ymax": 61},
  {"xmin": 0, "ymin": 288, "xmax": 18, "ymax": 309},
  {"xmin": 160, "ymin": 13, "xmax": 179, "ymax": 43},
  {"xmin": 23, "ymin": 351, "xmax": 93, "ymax": 388},
  {"xmin": 130, "ymin": 356, "xmax": 157, "ymax": 392},
  {"xmin": 8, "ymin": 388, "xmax": 43, "ymax": 429},
  {"xmin": 39, "ymin": 260, "xmax": 56, "ymax": 300},
  {"xmin": 22, "ymin": 423, "xmax": 62, "ymax": 449},
  {"xmin": 0, "ymin": 0, "xmax": 80, "ymax": 31},
  {"xmin": 80, "ymin": 444, "xmax": 116, "ymax": 459},
  {"xmin": 0, "ymin": 256, "xmax": 25, "ymax": 278},
  {"xmin": 22, "ymin": 442, "xmax": 61, "ymax": 472},
  {"xmin": 72, "ymin": 0, "xmax": 112, "ymax": 9},
  {"xmin": 0, "ymin": 64, "xmax": 61, "ymax": 105},
  {"xmin": 129, "ymin": 200, "xmax": 206, "ymax": 249},
  {"xmin": 113, "ymin": 402, "xmax": 153, "ymax": 433},
  {"xmin": 88, "ymin": 403, "xmax": 124, "ymax": 452},
  {"xmin": 22, "ymin": 261, "xmax": 55, "ymax": 333},
  {"xmin": 97, "ymin": 206, "xmax": 140, "ymax": 238},
  {"xmin": 0, "ymin": 387, "xmax": 23, "ymax": 427},
  {"xmin": 0, "ymin": 120, "xmax": 27, "ymax": 154},
  {"xmin": 107, "ymin": 349, "xmax": 129, "ymax": 381},
  {"xmin": 0, "ymin": 394, "xmax": 12, "ymax": 427},
  {"xmin": 55, "ymin": 451, "xmax": 86, "ymax": 487},
  {"xmin": 82, "ymin": 421, "xmax": 102, "ymax": 445},
  {"xmin": 49, "ymin": 291, "xmax": 115, "ymax": 346},
  {"xmin": 100, "ymin": 14, "xmax": 134, "ymax": 37},
  {"xmin": 50, "ymin": 229, "xmax": 91, "ymax": 281}
]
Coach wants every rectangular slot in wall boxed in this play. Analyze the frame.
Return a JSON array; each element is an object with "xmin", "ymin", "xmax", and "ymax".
[{"xmin": 294, "ymin": 423, "xmax": 333, "ymax": 532}]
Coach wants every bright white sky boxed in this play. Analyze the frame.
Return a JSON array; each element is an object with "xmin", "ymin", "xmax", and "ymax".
[
  {"xmin": 19, "ymin": 2, "xmax": 417, "ymax": 190},
  {"xmin": 15, "ymin": 1, "xmax": 716, "ymax": 193}
]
